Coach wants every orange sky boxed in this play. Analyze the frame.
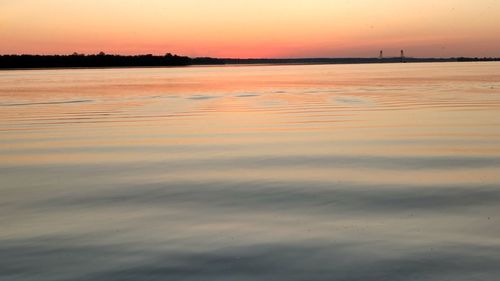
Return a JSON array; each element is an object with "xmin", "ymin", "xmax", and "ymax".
[{"xmin": 1, "ymin": 0, "xmax": 499, "ymax": 58}]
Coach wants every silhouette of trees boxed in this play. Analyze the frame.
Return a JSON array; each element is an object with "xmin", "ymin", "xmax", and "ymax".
[
  {"xmin": 0, "ymin": 53, "xmax": 498, "ymax": 69},
  {"xmin": 456, "ymin": 57, "xmax": 500, "ymax": 62},
  {"xmin": 0, "ymin": 53, "xmax": 223, "ymax": 69}
]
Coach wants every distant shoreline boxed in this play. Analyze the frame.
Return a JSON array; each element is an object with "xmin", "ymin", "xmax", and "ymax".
[
  {"xmin": 2, "ymin": 61, "xmax": 500, "ymax": 72},
  {"xmin": 1, "ymin": 53, "xmax": 499, "ymax": 70}
]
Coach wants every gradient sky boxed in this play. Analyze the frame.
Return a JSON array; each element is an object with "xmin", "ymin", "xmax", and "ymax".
[{"xmin": 1, "ymin": 0, "xmax": 499, "ymax": 58}]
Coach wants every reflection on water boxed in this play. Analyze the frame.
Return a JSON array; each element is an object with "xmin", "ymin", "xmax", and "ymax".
[{"xmin": 1, "ymin": 62, "xmax": 500, "ymax": 280}]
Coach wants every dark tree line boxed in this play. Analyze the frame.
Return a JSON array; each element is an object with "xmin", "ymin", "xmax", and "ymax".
[
  {"xmin": 0, "ymin": 53, "xmax": 224, "ymax": 69},
  {"xmin": 456, "ymin": 57, "xmax": 500, "ymax": 62},
  {"xmin": 0, "ymin": 53, "xmax": 498, "ymax": 69}
]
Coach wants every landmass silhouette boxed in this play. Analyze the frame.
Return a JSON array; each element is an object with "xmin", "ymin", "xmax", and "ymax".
[{"xmin": 0, "ymin": 52, "xmax": 498, "ymax": 69}]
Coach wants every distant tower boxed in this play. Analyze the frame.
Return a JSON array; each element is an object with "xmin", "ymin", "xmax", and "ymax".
[
  {"xmin": 379, "ymin": 50, "xmax": 384, "ymax": 60},
  {"xmin": 400, "ymin": 50, "xmax": 405, "ymax": 62}
]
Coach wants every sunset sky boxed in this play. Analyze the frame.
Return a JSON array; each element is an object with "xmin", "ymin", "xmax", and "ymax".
[{"xmin": 1, "ymin": 0, "xmax": 499, "ymax": 58}]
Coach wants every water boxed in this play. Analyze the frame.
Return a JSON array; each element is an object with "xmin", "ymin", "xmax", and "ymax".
[{"xmin": 1, "ymin": 62, "xmax": 500, "ymax": 281}]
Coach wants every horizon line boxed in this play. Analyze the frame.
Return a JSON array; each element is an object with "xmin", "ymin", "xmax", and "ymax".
[{"xmin": 1, "ymin": 53, "xmax": 499, "ymax": 60}]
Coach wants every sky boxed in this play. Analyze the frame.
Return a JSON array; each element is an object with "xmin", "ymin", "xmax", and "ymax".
[{"xmin": 1, "ymin": 0, "xmax": 499, "ymax": 58}]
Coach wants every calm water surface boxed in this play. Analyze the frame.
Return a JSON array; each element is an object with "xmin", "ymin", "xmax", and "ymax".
[{"xmin": 1, "ymin": 63, "xmax": 500, "ymax": 280}]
